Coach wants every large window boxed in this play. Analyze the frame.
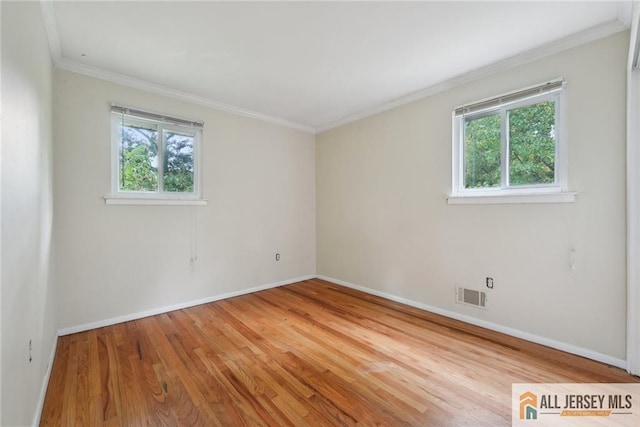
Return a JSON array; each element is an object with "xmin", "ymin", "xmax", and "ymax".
[
  {"xmin": 451, "ymin": 80, "xmax": 572, "ymax": 203},
  {"xmin": 109, "ymin": 106, "xmax": 203, "ymax": 203}
]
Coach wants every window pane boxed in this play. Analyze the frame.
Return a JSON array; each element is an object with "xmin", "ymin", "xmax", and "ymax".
[
  {"xmin": 464, "ymin": 114, "xmax": 501, "ymax": 189},
  {"xmin": 508, "ymin": 101, "xmax": 555, "ymax": 186},
  {"xmin": 163, "ymin": 131, "xmax": 194, "ymax": 192},
  {"xmin": 119, "ymin": 120, "xmax": 158, "ymax": 191}
]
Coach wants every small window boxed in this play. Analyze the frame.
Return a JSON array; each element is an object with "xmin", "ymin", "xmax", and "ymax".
[
  {"xmin": 451, "ymin": 80, "xmax": 573, "ymax": 203},
  {"xmin": 109, "ymin": 106, "xmax": 203, "ymax": 203}
]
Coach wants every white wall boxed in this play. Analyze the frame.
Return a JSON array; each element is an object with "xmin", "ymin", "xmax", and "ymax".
[
  {"xmin": 317, "ymin": 32, "xmax": 628, "ymax": 360},
  {"xmin": 1, "ymin": 1, "xmax": 3, "ymax": 419},
  {"xmin": 54, "ymin": 70, "xmax": 316, "ymax": 331},
  {"xmin": 627, "ymin": 1, "xmax": 640, "ymax": 375},
  {"xmin": 1, "ymin": 1, "xmax": 57, "ymax": 425}
]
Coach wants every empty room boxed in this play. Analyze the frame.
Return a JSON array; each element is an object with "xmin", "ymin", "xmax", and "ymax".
[{"xmin": 3, "ymin": 0, "xmax": 640, "ymax": 426}]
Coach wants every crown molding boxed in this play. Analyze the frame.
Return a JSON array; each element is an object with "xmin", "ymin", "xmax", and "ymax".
[
  {"xmin": 316, "ymin": 19, "xmax": 629, "ymax": 133},
  {"xmin": 40, "ymin": 0, "xmax": 61, "ymax": 64},
  {"xmin": 55, "ymin": 58, "xmax": 315, "ymax": 133},
  {"xmin": 38, "ymin": 1, "xmax": 315, "ymax": 134},
  {"xmin": 39, "ymin": 0, "xmax": 630, "ymax": 136}
]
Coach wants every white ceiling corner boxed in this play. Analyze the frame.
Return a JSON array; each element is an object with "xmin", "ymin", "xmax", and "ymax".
[{"xmin": 41, "ymin": 1, "xmax": 631, "ymax": 134}]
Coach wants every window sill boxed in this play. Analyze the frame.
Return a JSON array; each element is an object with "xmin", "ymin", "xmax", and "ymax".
[
  {"xmin": 104, "ymin": 197, "xmax": 208, "ymax": 206},
  {"xmin": 447, "ymin": 191, "xmax": 576, "ymax": 205}
]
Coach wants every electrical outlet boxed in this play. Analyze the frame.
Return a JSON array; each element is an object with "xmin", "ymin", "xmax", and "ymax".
[
  {"xmin": 29, "ymin": 339, "xmax": 32, "ymax": 363},
  {"xmin": 275, "ymin": 253, "xmax": 280, "ymax": 261},
  {"xmin": 486, "ymin": 277, "xmax": 494, "ymax": 289}
]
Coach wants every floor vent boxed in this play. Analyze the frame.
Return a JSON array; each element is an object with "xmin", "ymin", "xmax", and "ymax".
[{"xmin": 456, "ymin": 286, "xmax": 487, "ymax": 309}]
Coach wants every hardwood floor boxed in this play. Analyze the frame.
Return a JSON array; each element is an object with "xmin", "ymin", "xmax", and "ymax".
[{"xmin": 40, "ymin": 279, "xmax": 639, "ymax": 426}]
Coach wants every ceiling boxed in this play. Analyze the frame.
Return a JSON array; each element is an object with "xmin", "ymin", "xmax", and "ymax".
[{"xmin": 44, "ymin": 1, "xmax": 631, "ymax": 133}]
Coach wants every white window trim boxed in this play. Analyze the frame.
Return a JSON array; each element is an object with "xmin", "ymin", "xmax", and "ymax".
[
  {"xmin": 450, "ymin": 79, "xmax": 575, "ymax": 205},
  {"xmin": 104, "ymin": 197, "xmax": 208, "ymax": 206},
  {"xmin": 106, "ymin": 107, "xmax": 207, "ymax": 206},
  {"xmin": 447, "ymin": 191, "xmax": 576, "ymax": 205}
]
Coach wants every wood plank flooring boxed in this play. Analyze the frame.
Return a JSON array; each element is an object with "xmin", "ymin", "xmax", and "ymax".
[{"xmin": 40, "ymin": 279, "xmax": 640, "ymax": 426}]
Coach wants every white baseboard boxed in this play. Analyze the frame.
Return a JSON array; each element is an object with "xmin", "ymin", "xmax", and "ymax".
[
  {"xmin": 32, "ymin": 334, "xmax": 58, "ymax": 427},
  {"xmin": 316, "ymin": 275, "xmax": 627, "ymax": 370},
  {"xmin": 57, "ymin": 275, "xmax": 315, "ymax": 336},
  {"xmin": 55, "ymin": 273, "xmax": 627, "ymax": 370}
]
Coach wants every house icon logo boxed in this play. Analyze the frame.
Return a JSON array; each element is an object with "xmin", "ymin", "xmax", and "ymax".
[{"xmin": 520, "ymin": 391, "xmax": 538, "ymax": 420}]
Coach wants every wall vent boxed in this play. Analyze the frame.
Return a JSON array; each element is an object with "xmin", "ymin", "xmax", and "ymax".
[{"xmin": 455, "ymin": 286, "xmax": 487, "ymax": 309}]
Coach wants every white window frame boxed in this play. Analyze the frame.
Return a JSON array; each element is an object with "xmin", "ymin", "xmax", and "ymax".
[
  {"xmin": 449, "ymin": 80, "xmax": 576, "ymax": 205},
  {"xmin": 105, "ymin": 106, "xmax": 206, "ymax": 206}
]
